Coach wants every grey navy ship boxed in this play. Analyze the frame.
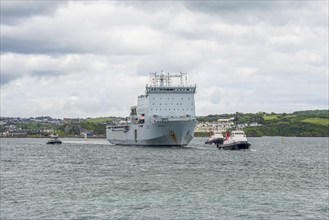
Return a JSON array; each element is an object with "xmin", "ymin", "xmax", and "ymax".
[{"xmin": 106, "ymin": 71, "xmax": 197, "ymax": 146}]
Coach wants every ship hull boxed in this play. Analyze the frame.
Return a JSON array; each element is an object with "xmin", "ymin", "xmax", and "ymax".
[
  {"xmin": 217, "ymin": 141, "xmax": 251, "ymax": 150},
  {"xmin": 107, "ymin": 119, "xmax": 196, "ymax": 147}
]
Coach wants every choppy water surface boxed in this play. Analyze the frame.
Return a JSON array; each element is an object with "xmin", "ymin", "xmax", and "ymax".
[{"xmin": 1, "ymin": 137, "xmax": 328, "ymax": 219}]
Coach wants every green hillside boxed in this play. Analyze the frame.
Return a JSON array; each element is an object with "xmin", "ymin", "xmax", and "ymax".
[
  {"xmin": 301, "ymin": 118, "xmax": 329, "ymax": 126},
  {"xmin": 198, "ymin": 109, "xmax": 329, "ymax": 137},
  {"xmin": 246, "ymin": 110, "xmax": 328, "ymax": 137}
]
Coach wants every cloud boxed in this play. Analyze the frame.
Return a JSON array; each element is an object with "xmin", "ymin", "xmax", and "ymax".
[
  {"xmin": 0, "ymin": 1, "xmax": 66, "ymax": 25},
  {"xmin": 183, "ymin": 1, "xmax": 328, "ymax": 27},
  {"xmin": 1, "ymin": 1, "xmax": 328, "ymax": 117},
  {"xmin": 1, "ymin": 54, "xmax": 147, "ymax": 117},
  {"xmin": 1, "ymin": 2, "xmax": 168, "ymax": 55}
]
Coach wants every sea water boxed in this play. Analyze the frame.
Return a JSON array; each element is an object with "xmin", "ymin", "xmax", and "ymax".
[{"xmin": 1, "ymin": 137, "xmax": 328, "ymax": 219}]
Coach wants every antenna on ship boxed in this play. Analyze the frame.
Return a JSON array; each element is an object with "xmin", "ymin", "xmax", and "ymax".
[
  {"xmin": 179, "ymin": 71, "xmax": 188, "ymax": 86},
  {"xmin": 149, "ymin": 71, "xmax": 158, "ymax": 86},
  {"xmin": 167, "ymin": 72, "xmax": 170, "ymax": 86},
  {"xmin": 158, "ymin": 70, "xmax": 166, "ymax": 87},
  {"xmin": 179, "ymin": 72, "xmax": 183, "ymax": 85}
]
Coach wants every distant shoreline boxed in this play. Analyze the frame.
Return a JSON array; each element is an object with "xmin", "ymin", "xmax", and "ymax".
[
  {"xmin": 1, "ymin": 134, "xmax": 328, "ymax": 138},
  {"xmin": 0, "ymin": 136, "xmax": 106, "ymax": 139}
]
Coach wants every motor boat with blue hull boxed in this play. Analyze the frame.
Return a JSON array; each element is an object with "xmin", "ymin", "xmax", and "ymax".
[{"xmin": 217, "ymin": 130, "xmax": 250, "ymax": 150}]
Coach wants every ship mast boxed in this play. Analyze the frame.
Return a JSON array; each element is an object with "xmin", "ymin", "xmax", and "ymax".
[{"xmin": 149, "ymin": 71, "xmax": 187, "ymax": 87}]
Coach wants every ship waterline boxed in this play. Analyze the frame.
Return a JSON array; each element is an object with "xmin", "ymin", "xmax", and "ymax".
[{"xmin": 106, "ymin": 71, "xmax": 197, "ymax": 146}]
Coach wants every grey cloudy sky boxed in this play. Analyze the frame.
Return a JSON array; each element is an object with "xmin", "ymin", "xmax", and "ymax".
[{"xmin": 1, "ymin": 1, "xmax": 328, "ymax": 118}]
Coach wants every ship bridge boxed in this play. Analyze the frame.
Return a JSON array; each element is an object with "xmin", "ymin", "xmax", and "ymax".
[{"xmin": 137, "ymin": 71, "xmax": 197, "ymax": 119}]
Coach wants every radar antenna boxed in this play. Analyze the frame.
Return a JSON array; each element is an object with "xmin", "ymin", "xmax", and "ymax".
[{"xmin": 149, "ymin": 71, "xmax": 188, "ymax": 87}]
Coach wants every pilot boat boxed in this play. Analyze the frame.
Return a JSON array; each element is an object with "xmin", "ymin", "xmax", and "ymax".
[{"xmin": 217, "ymin": 130, "xmax": 250, "ymax": 150}]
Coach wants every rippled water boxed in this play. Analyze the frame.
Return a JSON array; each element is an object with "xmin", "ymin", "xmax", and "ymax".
[{"xmin": 1, "ymin": 137, "xmax": 328, "ymax": 219}]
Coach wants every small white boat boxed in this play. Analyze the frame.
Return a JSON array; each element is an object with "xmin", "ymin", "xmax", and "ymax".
[
  {"xmin": 217, "ymin": 130, "xmax": 250, "ymax": 150},
  {"xmin": 46, "ymin": 133, "xmax": 62, "ymax": 144},
  {"xmin": 205, "ymin": 131, "xmax": 224, "ymax": 145}
]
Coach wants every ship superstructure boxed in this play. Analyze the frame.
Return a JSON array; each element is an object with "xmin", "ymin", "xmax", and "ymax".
[{"xmin": 106, "ymin": 71, "xmax": 197, "ymax": 146}]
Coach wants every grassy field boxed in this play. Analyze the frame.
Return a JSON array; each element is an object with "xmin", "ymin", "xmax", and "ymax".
[
  {"xmin": 302, "ymin": 118, "xmax": 329, "ymax": 126},
  {"xmin": 263, "ymin": 115, "xmax": 278, "ymax": 120},
  {"xmin": 85, "ymin": 117, "xmax": 114, "ymax": 123},
  {"xmin": 263, "ymin": 114, "xmax": 297, "ymax": 121}
]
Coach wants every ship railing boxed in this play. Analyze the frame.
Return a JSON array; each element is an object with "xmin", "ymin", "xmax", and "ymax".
[
  {"xmin": 146, "ymin": 85, "xmax": 196, "ymax": 92},
  {"xmin": 146, "ymin": 84, "xmax": 196, "ymax": 88}
]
